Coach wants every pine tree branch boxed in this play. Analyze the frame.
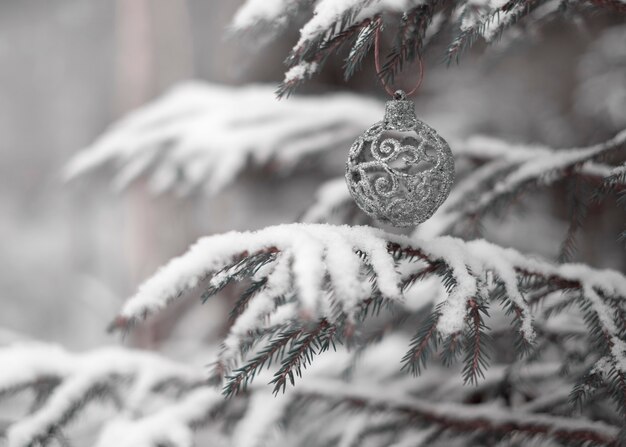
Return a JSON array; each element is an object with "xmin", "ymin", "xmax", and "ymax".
[
  {"xmin": 65, "ymin": 82, "xmax": 381, "ymax": 196},
  {"xmin": 0, "ymin": 345, "xmax": 204, "ymax": 447},
  {"xmin": 462, "ymin": 298, "xmax": 491, "ymax": 385},
  {"xmin": 418, "ymin": 129, "xmax": 626, "ymax": 238},
  {"xmin": 110, "ymin": 223, "xmax": 626, "ymax": 402},
  {"xmin": 270, "ymin": 319, "xmax": 336, "ymax": 394},
  {"xmin": 231, "ymin": 0, "xmax": 616, "ymax": 92},
  {"xmin": 94, "ymin": 387, "xmax": 223, "ymax": 447},
  {"xmin": 223, "ymin": 325, "xmax": 304, "ymax": 397},
  {"xmin": 378, "ymin": 1, "xmax": 441, "ymax": 84},
  {"xmin": 279, "ymin": 16, "xmax": 377, "ymax": 97},
  {"xmin": 401, "ymin": 305, "xmax": 441, "ymax": 375},
  {"xmin": 295, "ymin": 379, "xmax": 621, "ymax": 446}
]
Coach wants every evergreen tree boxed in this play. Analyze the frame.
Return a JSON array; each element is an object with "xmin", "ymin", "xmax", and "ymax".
[{"xmin": 2, "ymin": 1, "xmax": 626, "ymax": 446}]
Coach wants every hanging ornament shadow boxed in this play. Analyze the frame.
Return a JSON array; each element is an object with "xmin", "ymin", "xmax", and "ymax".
[{"xmin": 345, "ymin": 91, "xmax": 455, "ymax": 227}]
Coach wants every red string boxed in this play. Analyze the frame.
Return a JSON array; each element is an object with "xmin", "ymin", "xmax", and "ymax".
[{"xmin": 374, "ymin": 17, "xmax": 424, "ymax": 98}]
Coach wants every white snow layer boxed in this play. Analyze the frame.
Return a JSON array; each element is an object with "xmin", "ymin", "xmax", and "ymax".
[
  {"xmin": 120, "ymin": 224, "xmax": 401, "ymax": 323},
  {"xmin": 119, "ymin": 223, "xmax": 626, "ymax": 346},
  {"xmin": 417, "ymin": 130, "xmax": 626, "ymax": 238},
  {"xmin": 295, "ymin": 379, "xmax": 620, "ymax": 440},
  {"xmin": 294, "ymin": 0, "xmax": 364, "ymax": 49},
  {"xmin": 233, "ymin": 0, "xmax": 421, "ymax": 49},
  {"xmin": 294, "ymin": 0, "xmax": 419, "ymax": 49},
  {"xmin": 301, "ymin": 177, "xmax": 352, "ymax": 223},
  {"xmin": 219, "ymin": 255, "xmax": 294, "ymax": 366},
  {"xmin": 1, "ymin": 344, "xmax": 203, "ymax": 447},
  {"xmin": 64, "ymin": 81, "xmax": 381, "ymax": 196},
  {"xmin": 283, "ymin": 61, "xmax": 319, "ymax": 83},
  {"xmin": 233, "ymin": 391, "xmax": 292, "ymax": 447},
  {"xmin": 231, "ymin": 0, "xmax": 297, "ymax": 30},
  {"xmin": 94, "ymin": 388, "xmax": 223, "ymax": 447}
]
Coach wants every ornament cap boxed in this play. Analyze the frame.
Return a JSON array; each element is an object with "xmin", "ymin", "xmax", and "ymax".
[
  {"xmin": 393, "ymin": 90, "xmax": 407, "ymax": 100},
  {"xmin": 384, "ymin": 94, "xmax": 417, "ymax": 130}
]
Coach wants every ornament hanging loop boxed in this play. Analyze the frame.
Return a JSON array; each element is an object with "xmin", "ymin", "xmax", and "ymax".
[
  {"xmin": 393, "ymin": 90, "xmax": 406, "ymax": 100},
  {"xmin": 374, "ymin": 17, "xmax": 424, "ymax": 98}
]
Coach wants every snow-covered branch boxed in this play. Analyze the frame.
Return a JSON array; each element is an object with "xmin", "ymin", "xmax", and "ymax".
[
  {"xmin": 110, "ymin": 223, "xmax": 626, "ymax": 415},
  {"xmin": 231, "ymin": 0, "xmax": 300, "ymax": 34},
  {"xmin": 94, "ymin": 388, "xmax": 223, "ymax": 447},
  {"xmin": 300, "ymin": 177, "xmax": 360, "ymax": 224},
  {"xmin": 0, "ymin": 344, "xmax": 204, "ymax": 447},
  {"xmin": 65, "ymin": 82, "xmax": 380, "ymax": 195},
  {"xmin": 113, "ymin": 224, "xmax": 403, "ymax": 326},
  {"xmin": 417, "ymin": 130, "xmax": 626, "ymax": 238},
  {"xmin": 231, "ymin": 0, "xmax": 617, "ymax": 94},
  {"xmin": 1, "ymin": 328, "xmax": 622, "ymax": 446},
  {"xmin": 293, "ymin": 379, "xmax": 621, "ymax": 445}
]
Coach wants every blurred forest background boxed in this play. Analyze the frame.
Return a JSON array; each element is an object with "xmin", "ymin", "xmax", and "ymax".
[{"xmin": 0, "ymin": 0, "xmax": 623, "ymax": 355}]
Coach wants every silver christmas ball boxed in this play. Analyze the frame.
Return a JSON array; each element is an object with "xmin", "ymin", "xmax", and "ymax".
[{"xmin": 345, "ymin": 91, "xmax": 455, "ymax": 227}]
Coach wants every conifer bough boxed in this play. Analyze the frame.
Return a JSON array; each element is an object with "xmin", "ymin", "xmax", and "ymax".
[{"xmin": 1, "ymin": 0, "xmax": 625, "ymax": 446}]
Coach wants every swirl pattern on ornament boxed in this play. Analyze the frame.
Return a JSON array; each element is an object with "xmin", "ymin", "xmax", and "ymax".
[{"xmin": 346, "ymin": 120, "xmax": 454, "ymax": 227}]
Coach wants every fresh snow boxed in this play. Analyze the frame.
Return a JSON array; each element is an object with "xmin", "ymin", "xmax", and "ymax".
[
  {"xmin": 231, "ymin": 0, "xmax": 297, "ymax": 30},
  {"xmin": 294, "ymin": 0, "xmax": 421, "ymax": 49},
  {"xmin": 417, "ymin": 130, "xmax": 626, "ymax": 238},
  {"xmin": 301, "ymin": 177, "xmax": 352, "ymax": 223},
  {"xmin": 295, "ymin": 378, "xmax": 620, "ymax": 440},
  {"xmin": 94, "ymin": 388, "xmax": 222, "ymax": 447},
  {"xmin": 283, "ymin": 61, "xmax": 319, "ymax": 83},
  {"xmin": 119, "ymin": 223, "xmax": 626, "ymax": 348},
  {"xmin": 497, "ymin": 129, "xmax": 626, "ymax": 189},
  {"xmin": 219, "ymin": 255, "xmax": 293, "ymax": 365},
  {"xmin": 295, "ymin": 0, "xmax": 365, "ymax": 49},
  {"xmin": 2, "ymin": 344, "xmax": 203, "ymax": 447},
  {"xmin": 387, "ymin": 428, "xmax": 437, "ymax": 447},
  {"xmin": 120, "ymin": 224, "xmax": 404, "ymax": 323},
  {"xmin": 233, "ymin": 391, "xmax": 292, "ymax": 447},
  {"xmin": 64, "ymin": 82, "xmax": 381, "ymax": 196}
]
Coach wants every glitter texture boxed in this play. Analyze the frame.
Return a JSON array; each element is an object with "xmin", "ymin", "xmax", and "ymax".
[
  {"xmin": 345, "ymin": 94, "xmax": 455, "ymax": 227},
  {"xmin": 384, "ymin": 99, "xmax": 417, "ymax": 129}
]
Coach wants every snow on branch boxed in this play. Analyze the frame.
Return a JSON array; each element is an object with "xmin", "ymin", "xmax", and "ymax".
[
  {"xmin": 231, "ymin": 390, "xmax": 293, "ymax": 447},
  {"xmin": 231, "ymin": 0, "xmax": 616, "ymax": 95},
  {"xmin": 293, "ymin": 379, "xmax": 621, "ymax": 446},
  {"xmin": 417, "ymin": 129, "xmax": 626, "ymax": 238},
  {"xmin": 64, "ymin": 82, "xmax": 381, "ymax": 195},
  {"xmin": 445, "ymin": 0, "xmax": 565, "ymax": 64},
  {"xmin": 113, "ymin": 224, "xmax": 403, "ymax": 324},
  {"xmin": 231, "ymin": 0, "xmax": 300, "ymax": 33},
  {"xmin": 300, "ymin": 177, "xmax": 359, "ymax": 224},
  {"xmin": 0, "ymin": 344, "xmax": 204, "ymax": 447},
  {"xmin": 111, "ymin": 223, "xmax": 626, "ymax": 407},
  {"xmin": 1, "ymin": 332, "xmax": 623, "ymax": 445},
  {"xmin": 94, "ymin": 388, "xmax": 223, "ymax": 447}
]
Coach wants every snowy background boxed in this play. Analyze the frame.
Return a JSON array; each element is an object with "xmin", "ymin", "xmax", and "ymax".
[
  {"xmin": 1, "ymin": 0, "xmax": 245, "ymax": 350},
  {"xmin": 0, "ymin": 0, "xmax": 624, "ymax": 392}
]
